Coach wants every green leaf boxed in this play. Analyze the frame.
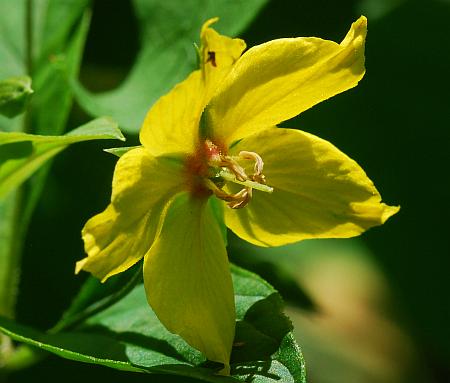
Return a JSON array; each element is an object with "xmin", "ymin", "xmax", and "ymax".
[
  {"xmin": 0, "ymin": 3, "xmax": 25, "ymax": 80},
  {"xmin": 73, "ymin": 0, "xmax": 268, "ymax": 133},
  {"xmin": 0, "ymin": 193, "xmax": 21, "ymax": 318},
  {"xmin": 104, "ymin": 145, "xmax": 141, "ymax": 157},
  {"xmin": 19, "ymin": 5, "xmax": 92, "ymax": 234},
  {"xmin": 0, "ymin": 0, "xmax": 90, "ymax": 132},
  {"xmin": 0, "ymin": 265, "xmax": 306, "ymax": 382},
  {"xmin": 0, "ymin": 1, "xmax": 91, "ymax": 322},
  {"xmin": 0, "ymin": 117, "xmax": 124, "ymax": 199},
  {"xmin": 0, "ymin": 76, "xmax": 33, "ymax": 118},
  {"xmin": 0, "ymin": 1, "xmax": 92, "ymax": 211},
  {"xmin": 51, "ymin": 264, "xmax": 143, "ymax": 334},
  {"xmin": 31, "ymin": 7, "xmax": 91, "ymax": 136},
  {"xmin": 228, "ymin": 234, "xmax": 316, "ymax": 310}
]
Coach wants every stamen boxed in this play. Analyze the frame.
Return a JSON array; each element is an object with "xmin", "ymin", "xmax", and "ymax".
[
  {"xmin": 202, "ymin": 140, "xmax": 272, "ymax": 209},
  {"xmin": 219, "ymin": 169, "xmax": 273, "ymax": 193},
  {"xmin": 204, "ymin": 180, "xmax": 252, "ymax": 209},
  {"xmin": 228, "ymin": 188, "xmax": 252, "ymax": 209},
  {"xmin": 206, "ymin": 141, "xmax": 248, "ymax": 181},
  {"xmin": 252, "ymin": 173, "xmax": 266, "ymax": 185},
  {"xmin": 239, "ymin": 151, "xmax": 264, "ymax": 177},
  {"xmin": 218, "ymin": 157, "xmax": 247, "ymax": 181}
]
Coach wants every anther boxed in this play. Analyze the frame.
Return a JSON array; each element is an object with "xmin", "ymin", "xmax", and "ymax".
[
  {"xmin": 206, "ymin": 146, "xmax": 248, "ymax": 182},
  {"xmin": 202, "ymin": 141, "xmax": 271, "ymax": 208},
  {"xmin": 204, "ymin": 180, "xmax": 252, "ymax": 209},
  {"xmin": 252, "ymin": 173, "xmax": 266, "ymax": 184},
  {"xmin": 219, "ymin": 157, "xmax": 247, "ymax": 181},
  {"xmin": 228, "ymin": 188, "xmax": 252, "ymax": 209},
  {"xmin": 239, "ymin": 151, "xmax": 264, "ymax": 177}
]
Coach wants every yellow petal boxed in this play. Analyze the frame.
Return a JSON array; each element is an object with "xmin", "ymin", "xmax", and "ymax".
[
  {"xmin": 140, "ymin": 19, "xmax": 245, "ymax": 157},
  {"xmin": 140, "ymin": 70, "xmax": 204, "ymax": 157},
  {"xmin": 76, "ymin": 204, "xmax": 151, "ymax": 282},
  {"xmin": 207, "ymin": 16, "xmax": 367, "ymax": 146},
  {"xmin": 224, "ymin": 127, "xmax": 399, "ymax": 247},
  {"xmin": 76, "ymin": 147, "xmax": 184, "ymax": 281},
  {"xmin": 143, "ymin": 193, "xmax": 235, "ymax": 373},
  {"xmin": 200, "ymin": 18, "xmax": 246, "ymax": 102}
]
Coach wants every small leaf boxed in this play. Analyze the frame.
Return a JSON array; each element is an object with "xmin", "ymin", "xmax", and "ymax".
[
  {"xmin": 0, "ymin": 117, "xmax": 124, "ymax": 199},
  {"xmin": 0, "ymin": 76, "xmax": 33, "ymax": 118},
  {"xmin": 0, "ymin": 264, "xmax": 306, "ymax": 382},
  {"xmin": 64, "ymin": 117, "xmax": 125, "ymax": 141},
  {"xmin": 104, "ymin": 145, "xmax": 141, "ymax": 157}
]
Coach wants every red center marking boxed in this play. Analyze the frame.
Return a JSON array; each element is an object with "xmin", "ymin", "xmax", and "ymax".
[{"xmin": 184, "ymin": 139, "xmax": 226, "ymax": 198}]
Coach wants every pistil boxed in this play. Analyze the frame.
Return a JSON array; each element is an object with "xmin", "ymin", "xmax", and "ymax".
[{"xmin": 218, "ymin": 169, "xmax": 273, "ymax": 193}]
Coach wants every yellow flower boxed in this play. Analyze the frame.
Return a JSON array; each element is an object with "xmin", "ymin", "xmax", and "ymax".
[{"xmin": 76, "ymin": 17, "xmax": 398, "ymax": 374}]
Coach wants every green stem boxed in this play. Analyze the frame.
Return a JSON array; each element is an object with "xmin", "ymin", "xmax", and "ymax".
[
  {"xmin": 24, "ymin": 0, "xmax": 33, "ymax": 134},
  {"xmin": 0, "ymin": 144, "xmax": 29, "ymax": 374},
  {"xmin": 0, "ymin": 0, "xmax": 34, "ymax": 368},
  {"xmin": 26, "ymin": 0, "xmax": 33, "ymax": 77},
  {"xmin": 0, "ymin": 0, "xmax": 34, "ymax": 318},
  {"xmin": 0, "ymin": 191, "xmax": 24, "ymax": 319}
]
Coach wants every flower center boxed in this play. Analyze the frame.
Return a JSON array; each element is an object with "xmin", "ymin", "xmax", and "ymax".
[{"xmin": 185, "ymin": 140, "xmax": 272, "ymax": 209}]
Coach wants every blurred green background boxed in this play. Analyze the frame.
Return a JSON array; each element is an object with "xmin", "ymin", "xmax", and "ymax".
[{"xmin": 2, "ymin": 0, "xmax": 449, "ymax": 382}]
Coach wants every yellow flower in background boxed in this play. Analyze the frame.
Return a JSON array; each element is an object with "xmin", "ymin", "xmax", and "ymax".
[{"xmin": 76, "ymin": 16, "xmax": 398, "ymax": 374}]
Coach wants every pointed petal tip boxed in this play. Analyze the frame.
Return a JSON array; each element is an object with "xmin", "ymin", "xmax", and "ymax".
[
  {"xmin": 74, "ymin": 258, "xmax": 86, "ymax": 275},
  {"xmin": 381, "ymin": 204, "xmax": 400, "ymax": 224},
  {"xmin": 357, "ymin": 15, "xmax": 368, "ymax": 28},
  {"xmin": 354, "ymin": 15, "xmax": 368, "ymax": 39},
  {"xmin": 75, "ymin": 257, "xmax": 111, "ymax": 283},
  {"xmin": 343, "ymin": 15, "xmax": 368, "ymax": 44},
  {"xmin": 202, "ymin": 17, "xmax": 219, "ymax": 34}
]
